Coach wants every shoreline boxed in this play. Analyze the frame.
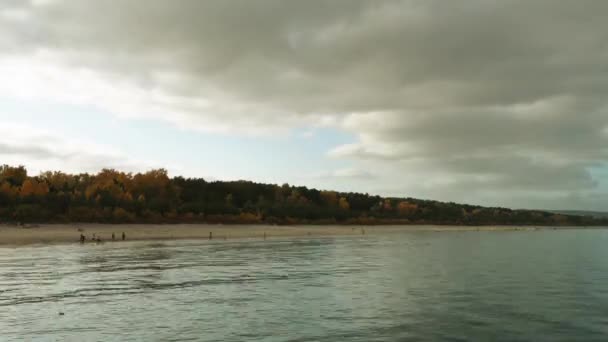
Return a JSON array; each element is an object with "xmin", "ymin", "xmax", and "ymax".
[{"xmin": 0, "ymin": 223, "xmax": 605, "ymax": 247}]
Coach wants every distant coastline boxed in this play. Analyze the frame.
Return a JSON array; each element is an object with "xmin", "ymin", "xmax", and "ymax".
[
  {"xmin": 1, "ymin": 223, "xmax": 604, "ymax": 247},
  {"xmin": 2, "ymin": 165, "xmax": 607, "ymax": 228}
]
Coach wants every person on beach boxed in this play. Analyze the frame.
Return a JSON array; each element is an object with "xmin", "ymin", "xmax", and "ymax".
[
  {"xmin": 122, "ymin": 232, "xmax": 126, "ymax": 241},
  {"xmin": 112, "ymin": 233, "xmax": 115, "ymax": 241},
  {"xmin": 79, "ymin": 234, "xmax": 85, "ymax": 243}
]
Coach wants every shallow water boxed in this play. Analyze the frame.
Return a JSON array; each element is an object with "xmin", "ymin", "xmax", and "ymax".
[{"xmin": 2, "ymin": 229, "xmax": 608, "ymax": 341}]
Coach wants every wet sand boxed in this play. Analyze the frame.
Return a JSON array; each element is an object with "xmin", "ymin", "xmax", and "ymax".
[{"xmin": 0, "ymin": 223, "xmax": 593, "ymax": 246}]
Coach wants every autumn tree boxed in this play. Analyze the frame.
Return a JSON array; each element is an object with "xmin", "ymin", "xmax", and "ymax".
[
  {"xmin": 338, "ymin": 197, "xmax": 350, "ymax": 210},
  {"xmin": 320, "ymin": 191, "xmax": 338, "ymax": 207},
  {"xmin": 0, "ymin": 182, "xmax": 18, "ymax": 205},
  {"xmin": 397, "ymin": 201, "xmax": 417, "ymax": 216},
  {"xmin": 19, "ymin": 179, "xmax": 49, "ymax": 198},
  {"xmin": 0, "ymin": 165, "xmax": 27, "ymax": 187},
  {"xmin": 0, "ymin": 165, "xmax": 604, "ymax": 226}
]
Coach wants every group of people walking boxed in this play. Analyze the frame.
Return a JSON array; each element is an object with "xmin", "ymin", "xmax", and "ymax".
[{"xmin": 79, "ymin": 231, "xmax": 126, "ymax": 244}]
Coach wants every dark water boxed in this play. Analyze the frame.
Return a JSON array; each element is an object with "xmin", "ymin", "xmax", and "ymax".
[{"xmin": 2, "ymin": 229, "xmax": 608, "ymax": 341}]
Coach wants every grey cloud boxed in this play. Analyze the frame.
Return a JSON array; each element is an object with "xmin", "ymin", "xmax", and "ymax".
[
  {"xmin": 0, "ymin": 142, "xmax": 59, "ymax": 158},
  {"xmin": 1, "ymin": 0, "xmax": 608, "ymax": 208},
  {"xmin": 311, "ymin": 168, "xmax": 376, "ymax": 181},
  {"xmin": 6, "ymin": 1, "xmax": 606, "ymax": 112},
  {"xmin": 0, "ymin": 125, "xmax": 153, "ymax": 173},
  {"xmin": 0, "ymin": 139, "xmax": 131, "ymax": 171}
]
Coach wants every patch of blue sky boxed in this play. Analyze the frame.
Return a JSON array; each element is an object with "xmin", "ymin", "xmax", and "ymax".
[{"xmin": 589, "ymin": 163, "xmax": 608, "ymax": 192}]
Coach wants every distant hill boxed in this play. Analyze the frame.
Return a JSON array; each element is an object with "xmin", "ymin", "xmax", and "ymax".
[{"xmin": 548, "ymin": 210, "xmax": 608, "ymax": 219}]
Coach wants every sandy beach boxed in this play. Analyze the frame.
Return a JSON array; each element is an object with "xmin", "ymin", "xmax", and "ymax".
[{"xmin": 0, "ymin": 223, "xmax": 595, "ymax": 246}]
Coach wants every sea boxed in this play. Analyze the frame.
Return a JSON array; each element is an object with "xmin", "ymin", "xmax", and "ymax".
[{"xmin": 2, "ymin": 228, "xmax": 608, "ymax": 341}]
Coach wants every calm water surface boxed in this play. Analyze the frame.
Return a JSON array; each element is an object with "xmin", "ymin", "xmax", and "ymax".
[{"xmin": 2, "ymin": 229, "xmax": 608, "ymax": 341}]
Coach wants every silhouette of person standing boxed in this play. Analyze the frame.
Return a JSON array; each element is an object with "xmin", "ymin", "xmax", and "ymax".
[
  {"xmin": 122, "ymin": 232, "xmax": 126, "ymax": 241},
  {"xmin": 112, "ymin": 233, "xmax": 115, "ymax": 241}
]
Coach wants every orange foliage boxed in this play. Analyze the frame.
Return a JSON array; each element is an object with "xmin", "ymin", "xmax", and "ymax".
[
  {"xmin": 19, "ymin": 179, "xmax": 48, "ymax": 197},
  {"xmin": 0, "ymin": 182, "xmax": 18, "ymax": 199},
  {"xmin": 338, "ymin": 197, "xmax": 350, "ymax": 210},
  {"xmin": 320, "ymin": 191, "xmax": 338, "ymax": 207},
  {"xmin": 397, "ymin": 201, "xmax": 418, "ymax": 216}
]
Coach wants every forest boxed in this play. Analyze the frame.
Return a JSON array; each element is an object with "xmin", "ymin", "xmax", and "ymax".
[{"xmin": 0, "ymin": 165, "xmax": 605, "ymax": 226}]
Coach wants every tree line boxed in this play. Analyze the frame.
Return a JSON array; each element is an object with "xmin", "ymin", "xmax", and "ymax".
[{"xmin": 0, "ymin": 165, "xmax": 605, "ymax": 226}]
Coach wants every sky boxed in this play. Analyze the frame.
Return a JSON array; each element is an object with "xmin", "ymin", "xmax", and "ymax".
[{"xmin": 0, "ymin": 0, "xmax": 607, "ymax": 211}]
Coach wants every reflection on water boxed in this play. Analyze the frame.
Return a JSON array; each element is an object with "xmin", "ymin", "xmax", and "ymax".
[{"xmin": 2, "ymin": 230, "xmax": 608, "ymax": 341}]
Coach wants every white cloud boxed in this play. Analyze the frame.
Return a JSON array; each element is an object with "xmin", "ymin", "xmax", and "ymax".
[{"xmin": 0, "ymin": 122, "xmax": 164, "ymax": 175}]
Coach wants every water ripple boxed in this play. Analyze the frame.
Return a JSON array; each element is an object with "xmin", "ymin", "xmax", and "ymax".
[{"xmin": 2, "ymin": 231, "xmax": 608, "ymax": 341}]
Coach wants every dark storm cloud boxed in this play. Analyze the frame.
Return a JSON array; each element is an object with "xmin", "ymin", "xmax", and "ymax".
[{"xmin": 1, "ymin": 0, "xmax": 607, "ymax": 208}]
